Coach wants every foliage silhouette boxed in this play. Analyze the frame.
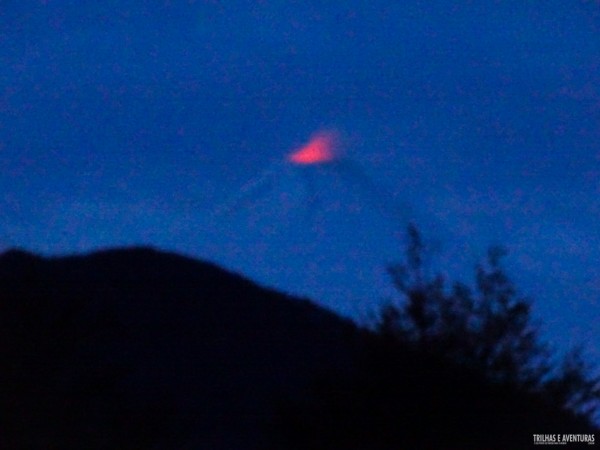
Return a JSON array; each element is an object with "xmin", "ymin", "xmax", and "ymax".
[
  {"xmin": 273, "ymin": 225, "xmax": 599, "ymax": 449},
  {"xmin": 381, "ymin": 225, "xmax": 599, "ymax": 419}
]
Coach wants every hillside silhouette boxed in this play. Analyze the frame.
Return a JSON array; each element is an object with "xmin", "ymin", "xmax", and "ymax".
[
  {"xmin": 1, "ymin": 247, "xmax": 597, "ymax": 449},
  {"xmin": 0, "ymin": 247, "xmax": 359, "ymax": 449}
]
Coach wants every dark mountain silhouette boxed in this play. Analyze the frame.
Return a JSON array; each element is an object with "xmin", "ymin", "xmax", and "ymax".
[
  {"xmin": 1, "ymin": 247, "xmax": 597, "ymax": 449},
  {"xmin": 0, "ymin": 247, "xmax": 358, "ymax": 449}
]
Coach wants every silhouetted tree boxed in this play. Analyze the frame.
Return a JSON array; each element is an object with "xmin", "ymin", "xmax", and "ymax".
[
  {"xmin": 274, "ymin": 225, "xmax": 598, "ymax": 450},
  {"xmin": 545, "ymin": 346, "xmax": 600, "ymax": 420},
  {"xmin": 381, "ymin": 224, "xmax": 599, "ymax": 420}
]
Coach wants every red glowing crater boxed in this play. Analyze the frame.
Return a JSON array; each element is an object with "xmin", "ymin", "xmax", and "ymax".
[{"xmin": 288, "ymin": 131, "xmax": 338, "ymax": 165}]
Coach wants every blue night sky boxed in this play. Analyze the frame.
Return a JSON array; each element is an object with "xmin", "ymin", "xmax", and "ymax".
[{"xmin": 1, "ymin": 1, "xmax": 599, "ymax": 357}]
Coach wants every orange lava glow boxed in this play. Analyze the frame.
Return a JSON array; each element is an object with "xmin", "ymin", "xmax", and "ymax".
[{"xmin": 288, "ymin": 131, "xmax": 338, "ymax": 165}]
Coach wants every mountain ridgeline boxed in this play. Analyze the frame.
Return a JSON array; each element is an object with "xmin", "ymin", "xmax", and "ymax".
[{"xmin": 0, "ymin": 247, "xmax": 597, "ymax": 449}]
